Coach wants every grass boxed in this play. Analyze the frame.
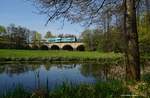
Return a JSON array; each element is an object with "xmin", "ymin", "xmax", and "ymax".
[
  {"xmin": 1, "ymin": 80, "xmax": 150, "ymax": 98},
  {"xmin": 1, "ymin": 81, "xmax": 131, "ymax": 98},
  {"xmin": 0, "ymin": 49, "xmax": 122, "ymax": 58},
  {"xmin": 0, "ymin": 49, "xmax": 123, "ymax": 63}
]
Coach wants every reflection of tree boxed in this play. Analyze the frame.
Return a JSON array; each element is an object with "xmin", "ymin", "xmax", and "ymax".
[
  {"xmin": 0, "ymin": 63, "xmax": 77, "ymax": 77},
  {"xmin": 80, "ymin": 63, "xmax": 127, "ymax": 81},
  {"xmin": 43, "ymin": 63, "xmax": 53, "ymax": 71},
  {"xmin": 30, "ymin": 64, "xmax": 41, "ymax": 70},
  {"xmin": 31, "ymin": 69, "xmax": 49, "ymax": 98},
  {"xmin": 0, "ymin": 64, "xmax": 40, "ymax": 76},
  {"xmin": 42, "ymin": 63, "xmax": 77, "ymax": 70},
  {"xmin": 0, "ymin": 63, "xmax": 134, "ymax": 80},
  {"xmin": 56, "ymin": 64, "xmax": 76, "ymax": 69},
  {"xmin": 0, "ymin": 65, "xmax": 5, "ymax": 73},
  {"xmin": 80, "ymin": 63, "xmax": 110, "ymax": 81},
  {"xmin": 6, "ymin": 64, "xmax": 34, "ymax": 76}
]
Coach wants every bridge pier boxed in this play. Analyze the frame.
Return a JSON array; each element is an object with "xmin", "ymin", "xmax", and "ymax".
[{"xmin": 73, "ymin": 48, "xmax": 76, "ymax": 51}]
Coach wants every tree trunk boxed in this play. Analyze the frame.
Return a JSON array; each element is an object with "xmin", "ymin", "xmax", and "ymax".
[
  {"xmin": 123, "ymin": 0, "xmax": 128, "ymax": 81},
  {"xmin": 124, "ymin": 0, "xmax": 140, "ymax": 80}
]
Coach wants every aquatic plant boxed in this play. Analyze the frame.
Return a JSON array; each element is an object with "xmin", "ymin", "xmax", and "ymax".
[{"xmin": 1, "ymin": 81, "xmax": 130, "ymax": 98}]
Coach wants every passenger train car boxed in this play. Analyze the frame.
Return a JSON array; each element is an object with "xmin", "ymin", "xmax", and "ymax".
[{"xmin": 47, "ymin": 37, "xmax": 78, "ymax": 43}]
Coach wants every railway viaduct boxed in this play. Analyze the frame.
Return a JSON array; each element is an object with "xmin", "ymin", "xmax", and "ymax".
[{"xmin": 27, "ymin": 42, "xmax": 85, "ymax": 51}]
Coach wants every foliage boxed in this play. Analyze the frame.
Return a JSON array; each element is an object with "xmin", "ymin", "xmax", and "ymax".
[
  {"xmin": 1, "ymin": 81, "xmax": 130, "ymax": 98},
  {"xmin": 81, "ymin": 28, "xmax": 124, "ymax": 52},
  {"xmin": 81, "ymin": 29, "xmax": 94, "ymax": 51},
  {"xmin": 1, "ymin": 87, "xmax": 30, "ymax": 98},
  {"xmin": 142, "ymin": 73, "xmax": 150, "ymax": 84},
  {"xmin": 2, "ymin": 80, "xmax": 150, "ymax": 98},
  {"xmin": 138, "ymin": 13, "xmax": 150, "ymax": 53},
  {"xmin": 32, "ymin": 31, "xmax": 42, "ymax": 46},
  {"xmin": 128, "ymin": 81, "xmax": 150, "ymax": 97},
  {"xmin": 0, "ymin": 24, "xmax": 38, "ymax": 49},
  {"xmin": 0, "ymin": 24, "xmax": 44, "ymax": 49},
  {"xmin": 80, "ymin": 12, "xmax": 150, "ymax": 53},
  {"xmin": 44, "ymin": 31, "xmax": 54, "ymax": 38},
  {"xmin": 49, "ymin": 81, "xmax": 129, "ymax": 98},
  {"xmin": 0, "ymin": 25, "xmax": 6, "ymax": 33},
  {"xmin": 58, "ymin": 34, "xmax": 77, "ymax": 38},
  {"xmin": 7, "ymin": 24, "xmax": 28, "ymax": 49}
]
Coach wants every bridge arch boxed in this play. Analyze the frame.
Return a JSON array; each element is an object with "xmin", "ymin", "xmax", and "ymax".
[
  {"xmin": 62, "ymin": 45, "xmax": 73, "ymax": 51},
  {"xmin": 32, "ymin": 45, "xmax": 39, "ymax": 50},
  {"xmin": 51, "ymin": 45, "xmax": 60, "ymax": 50},
  {"xmin": 25, "ymin": 45, "xmax": 32, "ymax": 49},
  {"xmin": 40, "ymin": 45, "xmax": 49, "ymax": 50},
  {"xmin": 76, "ymin": 45, "xmax": 85, "ymax": 51}
]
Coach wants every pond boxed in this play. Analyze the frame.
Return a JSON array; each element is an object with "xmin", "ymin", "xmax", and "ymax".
[{"xmin": 0, "ymin": 62, "xmax": 149, "ymax": 94}]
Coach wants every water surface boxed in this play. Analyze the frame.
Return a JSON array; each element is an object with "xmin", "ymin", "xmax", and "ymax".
[{"xmin": 0, "ymin": 62, "xmax": 149, "ymax": 94}]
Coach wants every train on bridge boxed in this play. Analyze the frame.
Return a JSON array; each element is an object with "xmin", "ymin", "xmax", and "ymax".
[
  {"xmin": 26, "ymin": 37, "xmax": 85, "ymax": 51},
  {"xmin": 46, "ymin": 37, "xmax": 80, "ymax": 43}
]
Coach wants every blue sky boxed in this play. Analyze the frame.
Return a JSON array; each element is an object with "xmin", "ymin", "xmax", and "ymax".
[{"xmin": 0, "ymin": 0, "xmax": 85, "ymax": 37}]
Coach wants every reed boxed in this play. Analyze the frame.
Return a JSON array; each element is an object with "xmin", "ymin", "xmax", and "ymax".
[{"xmin": 1, "ymin": 81, "xmax": 130, "ymax": 98}]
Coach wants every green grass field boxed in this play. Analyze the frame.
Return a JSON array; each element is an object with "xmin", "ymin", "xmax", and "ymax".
[
  {"xmin": 0, "ymin": 49, "xmax": 149, "ymax": 63},
  {"xmin": 0, "ymin": 49, "xmax": 123, "ymax": 61}
]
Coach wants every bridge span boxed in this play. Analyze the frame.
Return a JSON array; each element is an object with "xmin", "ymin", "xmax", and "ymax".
[{"xmin": 27, "ymin": 42, "xmax": 85, "ymax": 51}]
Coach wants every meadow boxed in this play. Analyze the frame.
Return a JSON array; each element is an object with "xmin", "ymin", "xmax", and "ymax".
[{"xmin": 0, "ymin": 49, "xmax": 123, "ymax": 63}]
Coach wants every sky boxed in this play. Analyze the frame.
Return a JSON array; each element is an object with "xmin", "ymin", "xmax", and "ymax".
[{"xmin": 0, "ymin": 0, "xmax": 85, "ymax": 37}]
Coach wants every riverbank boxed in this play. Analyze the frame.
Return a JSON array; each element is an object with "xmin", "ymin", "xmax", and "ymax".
[
  {"xmin": 0, "ymin": 49, "xmax": 123, "ymax": 64},
  {"xmin": 0, "ymin": 81, "xmax": 129, "ymax": 98},
  {"xmin": 1, "ymin": 80, "xmax": 149, "ymax": 98}
]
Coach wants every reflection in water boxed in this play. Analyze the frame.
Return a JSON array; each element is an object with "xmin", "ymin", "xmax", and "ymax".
[
  {"xmin": 80, "ymin": 63, "xmax": 126, "ymax": 81},
  {"xmin": 0, "ymin": 63, "xmax": 95, "ymax": 93},
  {"xmin": 0, "ymin": 62, "xmax": 149, "ymax": 94}
]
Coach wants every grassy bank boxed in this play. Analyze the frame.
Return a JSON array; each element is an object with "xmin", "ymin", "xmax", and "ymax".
[
  {"xmin": 1, "ymin": 80, "xmax": 150, "ymax": 98},
  {"xmin": 0, "ymin": 81, "xmax": 130, "ymax": 98},
  {"xmin": 0, "ymin": 49, "xmax": 123, "ymax": 63}
]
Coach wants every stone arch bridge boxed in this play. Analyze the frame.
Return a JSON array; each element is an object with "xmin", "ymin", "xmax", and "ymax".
[{"xmin": 27, "ymin": 42, "xmax": 85, "ymax": 51}]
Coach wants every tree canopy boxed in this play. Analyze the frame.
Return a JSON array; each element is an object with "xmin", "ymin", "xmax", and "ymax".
[
  {"xmin": 44, "ymin": 31, "xmax": 54, "ymax": 38},
  {"xmin": 0, "ymin": 25, "xmax": 6, "ymax": 33}
]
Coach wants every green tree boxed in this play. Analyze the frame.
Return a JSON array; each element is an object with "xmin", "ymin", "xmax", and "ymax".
[
  {"xmin": 32, "ymin": 31, "xmax": 42, "ymax": 45},
  {"xmin": 81, "ymin": 29, "xmax": 93, "ymax": 51},
  {"xmin": 138, "ymin": 13, "xmax": 150, "ymax": 53},
  {"xmin": 0, "ymin": 25, "xmax": 6, "ymax": 34},
  {"xmin": 44, "ymin": 31, "xmax": 53, "ymax": 38},
  {"xmin": 7, "ymin": 24, "xmax": 28, "ymax": 49},
  {"xmin": 81, "ymin": 28, "xmax": 124, "ymax": 52}
]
